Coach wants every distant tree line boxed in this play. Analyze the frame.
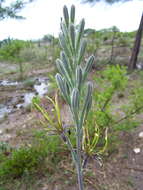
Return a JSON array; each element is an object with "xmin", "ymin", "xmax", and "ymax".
[{"xmin": 80, "ymin": 0, "xmax": 143, "ymax": 70}]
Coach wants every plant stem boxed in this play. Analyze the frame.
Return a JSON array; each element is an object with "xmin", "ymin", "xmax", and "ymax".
[
  {"xmin": 114, "ymin": 105, "xmax": 143, "ymax": 125},
  {"xmin": 76, "ymin": 160, "xmax": 84, "ymax": 190},
  {"xmin": 63, "ymin": 133, "xmax": 77, "ymax": 164},
  {"xmin": 76, "ymin": 124, "xmax": 84, "ymax": 190}
]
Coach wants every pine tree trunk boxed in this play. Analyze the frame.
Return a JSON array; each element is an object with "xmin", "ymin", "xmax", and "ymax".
[{"xmin": 128, "ymin": 13, "xmax": 143, "ymax": 70}]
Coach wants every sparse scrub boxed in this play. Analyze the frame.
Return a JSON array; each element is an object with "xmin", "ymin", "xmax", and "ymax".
[
  {"xmin": 0, "ymin": 135, "xmax": 66, "ymax": 180},
  {"xmin": 0, "ymin": 39, "xmax": 31, "ymax": 62},
  {"xmin": 19, "ymin": 46, "xmax": 48, "ymax": 63},
  {"xmin": 19, "ymin": 40, "xmax": 60, "ymax": 64},
  {"xmin": 0, "ymin": 39, "xmax": 32, "ymax": 80},
  {"xmin": 90, "ymin": 65, "xmax": 143, "ymax": 153}
]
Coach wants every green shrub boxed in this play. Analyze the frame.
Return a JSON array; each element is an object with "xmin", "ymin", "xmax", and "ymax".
[
  {"xmin": 114, "ymin": 119, "xmax": 139, "ymax": 131},
  {"xmin": 0, "ymin": 142, "xmax": 11, "ymax": 155},
  {"xmin": 0, "ymin": 135, "xmax": 66, "ymax": 180},
  {"xmin": 0, "ymin": 39, "xmax": 31, "ymax": 62},
  {"xmin": 0, "ymin": 146, "xmax": 46, "ymax": 179},
  {"xmin": 93, "ymin": 65, "xmax": 128, "ymax": 128},
  {"xmin": 90, "ymin": 65, "xmax": 143, "ymax": 154}
]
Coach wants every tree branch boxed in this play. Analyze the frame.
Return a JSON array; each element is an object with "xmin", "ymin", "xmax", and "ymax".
[{"xmin": 114, "ymin": 105, "xmax": 143, "ymax": 125}]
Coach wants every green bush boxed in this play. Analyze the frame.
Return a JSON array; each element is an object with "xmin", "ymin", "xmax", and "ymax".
[
  {"xmin": 0, "ymin": 39, "xmax": 31, "ymax": 62},
  {"xmin": 89, "ymin": 65, "xmax": 143, "ymax": 154},
  {"xmin": 93, "ymin": 65, "xmax": 126, "ymax": 116},
  {"xmin": 0, "ymin": 135, "xmax": 66, "ymax": 180},
  {"xmin": 0, "ymin": 146, "xmax": 46, "ymax": 179},
  {"xmin": 115, "ymin": 119, "xmax": 139, "ymax": 131}
]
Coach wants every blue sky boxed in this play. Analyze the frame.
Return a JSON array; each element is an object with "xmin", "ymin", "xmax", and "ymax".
[{"xmin": 0, "ymin": 0, "xmax": 143, "ymax": 40}]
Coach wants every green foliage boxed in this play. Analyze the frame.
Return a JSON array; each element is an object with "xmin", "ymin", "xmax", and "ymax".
[
  {"xmin": 42, "ymin": 34, "xmax": 55, "ymax": 43},
  {"xmin": 0, "ymin": 0, "xmax": 33, "ymax": 20},
  {"xmin": 102, "ymin": 65, "xmax": 127, "ymax": 89},
  {"xmin": 0, "ymin": 39, "xmax": 31, "ymax": 62},
  {"xmin": 82, "ymin": 27, "xmax": 134, "ymax": 64},
  {"xmin": 0, "ymin": 142, "xmax": 11, "ymax": 163},
  {"xmin": 33, "ymin": 94, "xmax": 64, "ymax": 135},
  {"xmin": 131, "ymin": 87, "xmax": 143, "ymax": 113},
  {"xmin": 91, "ymin": 66, "xmax": 126, "ymax": 144},
  {"xmin": 89, "ymin": 65, "xmax": 143, "ymax": 154},
  {"xmin": 86, "ymin": 38, "xmax": 100, "ymax": 55},
  {"xmin": 19, "ymin": 46, "xmax": 47, "ymax": 63},
  {"xmin": 122, "ymin": 86, "xmax": 143, "ymax": 117},
  {"xmin": 0, "ymin": 146, "xmax": 46, "ymax": 179},
  {"xmin": 114, "ymin": 119, "xmax": 139, "ymax": 131},
  {"xmin": 0, "ymin": 134, "xmax": 65, "ymax": 180},
  {"xmin": 82, "ymin": 109, "xmax": 108, "ymax": 157},
  {"xmin": 118, "ymin": 37, "xmax": 130, "ymax": 46},
  {"xmin": 0, "ymin": 142, "xmax": 11, "ymax": 154},
  {"xmin": 93, "ymin": 65, "xmax": 127, "ymax": 120},
  {"xmin": 33, "ymin": 134, "xmax": 67, "ymax": 162},
  {"xmin": 19, "ymin": 42, "xmax": 60, "ymax": 64}
]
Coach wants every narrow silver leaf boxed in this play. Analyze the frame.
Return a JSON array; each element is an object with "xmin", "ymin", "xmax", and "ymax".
[
  {"xmin": 63, "ymin": 5, "xmax": 69, "ymax": 28},
  {"xmin": 70, "ymin": 5, "xmax": 75, "ymax": 23}
]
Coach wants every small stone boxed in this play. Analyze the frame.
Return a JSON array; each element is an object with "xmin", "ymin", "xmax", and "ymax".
[
  {"xmin": 22, "ymin": 124, "xmax": 26, "ymax": 128},
  {"xmin": 132, "ymin": 158, "xmax": 135, "ymax": 162},
  {"xmin": 0, "ymin": 130, "xmax": 3, "ymax": 135},
  {"xmin": 133, "ymin": 148, "xmax": 141, "ymax": 154},
  {"xmin": 139, "ymin": 132, "xmax": 143, "ymax": 138}
]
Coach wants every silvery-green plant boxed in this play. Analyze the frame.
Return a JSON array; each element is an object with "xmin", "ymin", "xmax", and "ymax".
[{"xmin": 55, "ymin": 5, "xmax": 94, "ymax": 190}]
